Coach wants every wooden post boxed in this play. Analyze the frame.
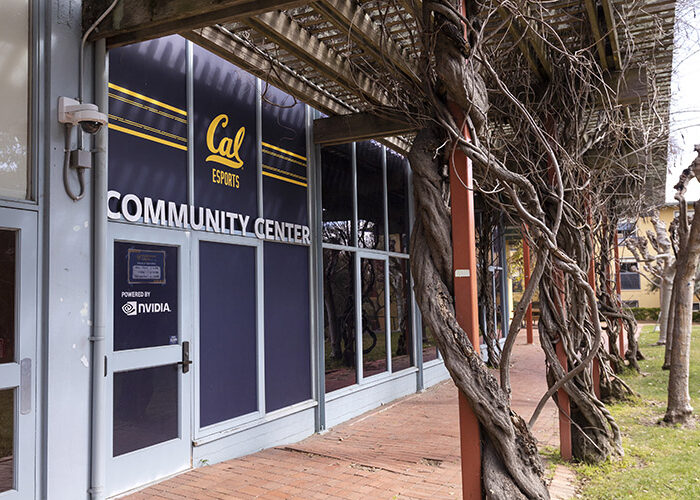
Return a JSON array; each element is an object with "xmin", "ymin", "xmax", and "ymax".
[
  {"xmin": 522, "ymin": 232, "xmax": 534, "ymax": 344},
  {"xmin": 449, "ymin": 4, "xmax": 481, "ymax": 496}
]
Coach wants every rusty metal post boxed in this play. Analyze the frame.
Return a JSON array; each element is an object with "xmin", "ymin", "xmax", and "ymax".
[
  {"xmin": 587, "ymin": 207, "xmax": 601, "ymax": 399},
  {"xmin": 448, "ymin": 109, "xmax": 482, "ymax": 500},
  {"xmin": 522, "ymin": 231, "xmax": 534, "ymax": 344},
  {"xmin": 447, "ymin": 3, "xmax": 482, "ymax": 496},
  {"xmin": 545, "ymin": 118, "xmax": 573, "ymax": 462}
]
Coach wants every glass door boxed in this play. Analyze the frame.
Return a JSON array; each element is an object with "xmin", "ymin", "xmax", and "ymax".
[
  {"xmin": 107, "ymin": 224, "xmax": 192, "ymax": 496},
  {"xmin": 0, "ymin": 207, "xmax": 37, "ymax": 499}
]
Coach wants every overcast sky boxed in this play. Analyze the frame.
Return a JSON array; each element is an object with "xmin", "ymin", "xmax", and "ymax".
[{"xmin": 665, "ymin": 2, "xmax": 700, "ymax": 202}]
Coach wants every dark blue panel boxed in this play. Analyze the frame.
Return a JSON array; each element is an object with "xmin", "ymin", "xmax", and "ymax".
[
  {"xmin": 113, "ymin": 242, "xmax": 179, "ymax": 351},
  {"xmin": 193, "ymin": 45, "xmax": 258, "ymax": 215},
  {"xmin": 113, "ymin": 364, "xmax": 179, "ymax": 456},
  {"xmin": 261, "ymin": 84, "xmax": 308, "ymax": 225},
  {"xmin": 108, "ymin": 36, "xmax": 188, "ymax": 204},
  {"xmin": 264, "ymin": 242, "xmax": 311, "ymax": 411},
  {"xmin": 199, "ymin": 242, "xmax": 257, "ymax": 426}
]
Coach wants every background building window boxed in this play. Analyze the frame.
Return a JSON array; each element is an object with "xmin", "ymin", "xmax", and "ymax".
[{"xmin": 619, "ymin": 261, "xmax": 641, "ymax": 290}]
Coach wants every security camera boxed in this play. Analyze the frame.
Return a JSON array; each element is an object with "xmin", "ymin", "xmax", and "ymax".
[{"xmin": 58, "ymin": 96, "xmax": 108, "ymax": 134}]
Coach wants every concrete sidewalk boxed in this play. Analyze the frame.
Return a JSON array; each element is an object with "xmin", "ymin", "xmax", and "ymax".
[{"xmin": 126, "ymin": 335, "xmax": 561, "ymax": 500}]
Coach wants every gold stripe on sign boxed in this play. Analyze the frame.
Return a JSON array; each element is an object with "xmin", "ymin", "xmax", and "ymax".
[
  {"xmin": 108, "ymin": 83, "xmax": 187, "ymax": 116},
  {"xmin": 108, "ymin": 123, "xmax": 188, "ymax": 151},
  {"xmin": 262, "ymin": 171, "xmax": 307, "ymax": 187}
]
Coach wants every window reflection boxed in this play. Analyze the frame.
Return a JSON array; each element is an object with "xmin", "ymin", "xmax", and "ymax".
[
  {"xmin": 322, "ymin": 145, "xmax": 354, "ymax": 246},
  {"xmin": 0, "ymin": 0, "xmax": 29, "ymax": 200},
  {"xmin": 357, "ymin": 141, "xmax": 385, "ymax": 250},
  {"xmin": 422, "ymin": 323, "xmax": 439, "ymax": 362},
  {"xmin": 362, "ymin": 258, "xmax": 387, "ymax": 377},
  {"xmin": 323, "ymin": 249, "xmax": 356, "ymax": 392},
  {"xmin": 387, "ymin": 152, "xmax": 409, "ymax": 254},
  {"xmin": 390, "ymin": 258, "xmax": 412, "ymax": 371}
]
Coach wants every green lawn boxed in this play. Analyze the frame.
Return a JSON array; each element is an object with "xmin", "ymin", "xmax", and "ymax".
[{"xmin": 574, "ymin": 325, "xmax": 700, "ymax": 499}]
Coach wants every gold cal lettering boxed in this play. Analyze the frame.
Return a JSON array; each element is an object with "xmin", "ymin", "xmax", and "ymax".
[{"xmin": 206, "ymin": 114, "xmax": 245, "ymax": 169}]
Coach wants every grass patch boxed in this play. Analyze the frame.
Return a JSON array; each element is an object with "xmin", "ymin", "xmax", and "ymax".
[{"xmin": 574, "ymin": 325, "xmax": 700, "ymax": 499}]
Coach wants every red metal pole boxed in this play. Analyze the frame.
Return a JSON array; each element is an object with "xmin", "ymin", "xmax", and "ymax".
[
  {"xmin": 522, "ymin": 232, "xmax": 534, "ymax": 344},
  {"xmin": 546, "ymin": 118, "xmax": 572, "ymax": 462},
  {"xmin": 449, "ymin": 107, "xmax": 482, "ymax": 500},
  {"xmin": 587, "ymin": 207, "xmax": 601, "ymax": 399},
  {"xmin": 448, "ymin": 4, "xmax": 481, "ymax": 495},
  {"xmin": 555, "ymin": 341, "xmax": 573, "ymax": 461},
  {"xmin": 613, "ymin": 233, "xmax": 625, "ymax": 356}
]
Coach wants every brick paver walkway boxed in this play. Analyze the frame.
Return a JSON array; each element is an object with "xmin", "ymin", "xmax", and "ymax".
[{"xmin": 125, "ymin": 333, "xmax": 562, "ymax": 499}]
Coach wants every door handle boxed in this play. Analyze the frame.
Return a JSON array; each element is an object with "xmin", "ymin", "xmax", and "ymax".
[
  {"xmin": 20, "ymin": 358, "xmax": 31, "ymax": 415},
  {"xmin": 179, "ymin": 341, "xmax": 192, "ymax": 374}
]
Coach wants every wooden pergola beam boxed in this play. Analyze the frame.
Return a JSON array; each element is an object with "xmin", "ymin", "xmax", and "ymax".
[
  {"xmin": 601, "ymin": 0, "xmax": 621, "ymax": 70},
  {"xmin": 313, "ymin": 111, "xmax": 419, "ymax": 145},
  {"xmin": 314, "ymin": 0, "xmax": 420, "ymax": 83},
  {"xmin": 584, "ymin": 0, "xmax": 609, "ymax": 71},
  {"xmin": 187, "ymin": 26, "xmax": 411, "ymax": 155},
  {"xmin": 84, "ymin": 0, "xmax": 305, "ymax": 47},
  {"xmin": 185, "ymin": 26, "xmax": 352, "ymax": 117},
  {"xmin": 246, "ymin": 11, "xmax": 392, "ymax": 107},
  {"xmin": 497, "ymin": 8, "xmax": 552, "ymax": 81}
]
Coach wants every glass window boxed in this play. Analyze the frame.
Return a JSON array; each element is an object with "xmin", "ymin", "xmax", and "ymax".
[
  {"xmin": 389, "ymin": 258, "xmax": 412, "ymax": 371},
  {"xmin": 387, "ymin": 152, "xmax": 409, "ymax": 254},
  {"xmin": 620, "ymin": 261, "xmax": 640, "ymax": 290},
  {"xmin": 322, "ymin": 144, "xmax": 354, "ymax": 245},
  {"xmin": 356, "ymin": 141, "xmax": 385, "ymax": 250},
  {"xmin": 323, "ymin": 249, "xmax": 356, "ymax": 392},
  {"xmin": 0, "ymin": 0, "xmax": 30, "ymax": 200},
  {"xmin": 422, "ymin": 323, "xmax": 439, "ymax": 363},
  {"xmin": 361, "ymin": 258, "xmax": 387, "ymax": 377}
]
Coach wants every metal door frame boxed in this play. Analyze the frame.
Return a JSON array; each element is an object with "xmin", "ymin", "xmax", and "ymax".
[
  {"xmin": 105, "ymin": 222, "xmax": 192, "ymax": 496},
  {"xmin": 0, "ymin": 207, "xmax": 37, "ymax": 499}
]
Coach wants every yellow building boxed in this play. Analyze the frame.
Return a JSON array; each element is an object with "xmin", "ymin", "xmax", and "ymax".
[
  {"xmin": 618, "ymin": 203, "xmax": 679, "ymax": 309},
  {"xmin": 506, "ymin": 203, "xmax": 686, "ymax": 317}
]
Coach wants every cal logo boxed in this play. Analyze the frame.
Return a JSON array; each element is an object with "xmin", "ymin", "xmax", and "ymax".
[{"xmin": 206, "ymin": 114, "xmax": 245, "ymax": 169}]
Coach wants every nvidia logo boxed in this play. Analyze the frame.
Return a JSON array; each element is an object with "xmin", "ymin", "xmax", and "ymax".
[{"xmin": 122, "ymin": 301, "xmax": 137, "ymax": 316}]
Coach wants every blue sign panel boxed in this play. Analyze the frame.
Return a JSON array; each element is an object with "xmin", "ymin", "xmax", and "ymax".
[
  {"xmin": 261, "ymin": 84, "xmax": 308, "ymax": 226},
  {"xmin": 193, "ymin": 45, "xmax": 258, "ymax": 216},
  {"xmin": 114, "ymin": 242, "xmax": 179, "ymax": 351},
  {"xmin": 108, "ymin": 36, "xmax": 188, "ymax": 204},
  {"xmin": 264, "ymin": 242, "xmax": 311, "ymax": 411}
]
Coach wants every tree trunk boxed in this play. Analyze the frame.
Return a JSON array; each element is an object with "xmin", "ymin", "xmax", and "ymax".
[
  {"xmin": 409, "ymin": 127, "xmax": 549, "ymax": 498},
  {"xmin": 657, "ymin": 265, "xmax": 674, "ymax": 344},
  {"xmin": 664, "ymin": 196, "xmax": 700, "ymax": 424}
]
